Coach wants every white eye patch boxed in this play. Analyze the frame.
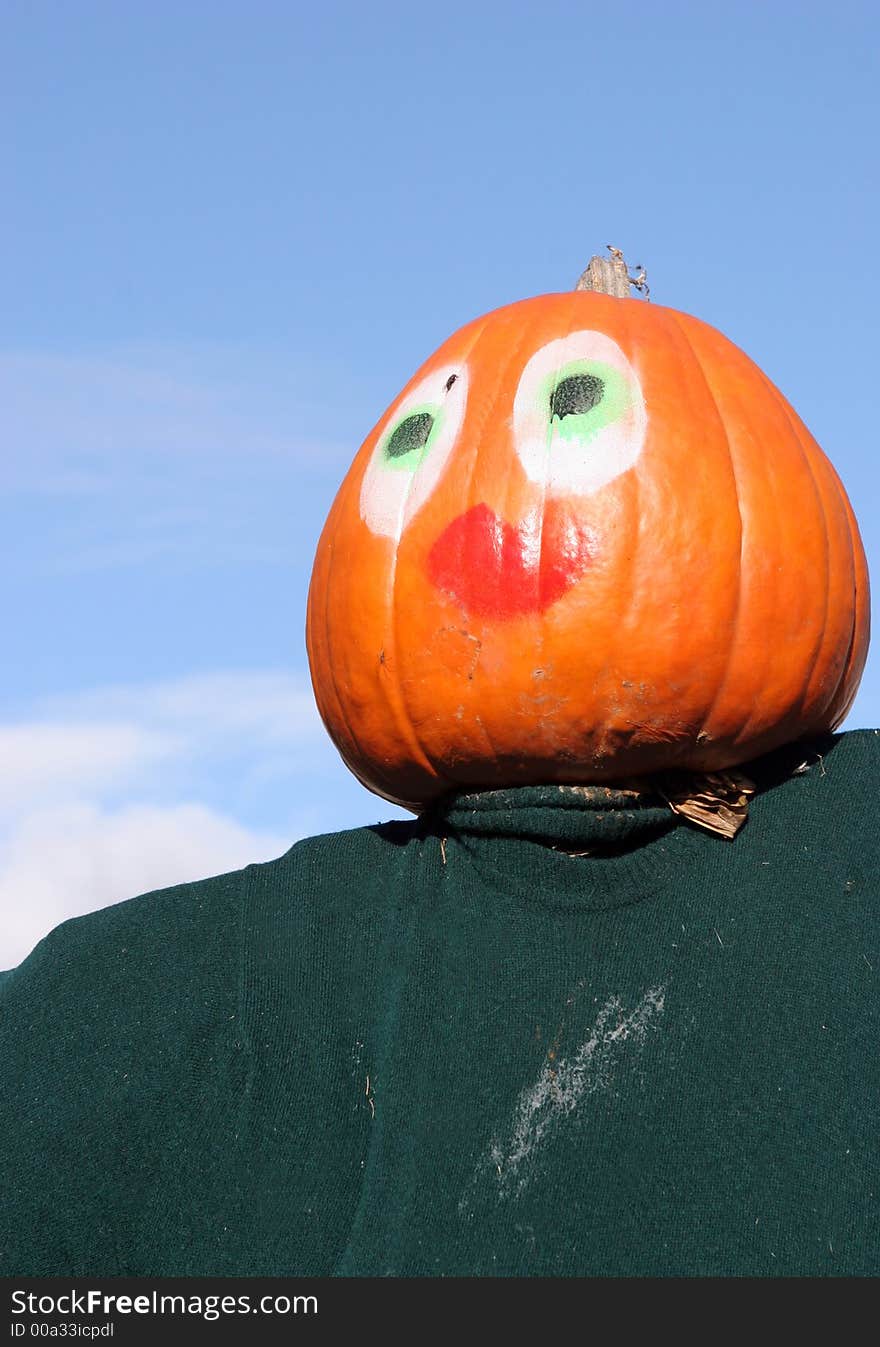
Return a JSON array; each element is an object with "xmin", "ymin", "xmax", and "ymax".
[
  {"xmin": 513, "ymin": 330, "xmax": 647, "ymax": 497},
  {"xmin": 359, "ymin": 363, "xmax": 468, "ymax": 539}
]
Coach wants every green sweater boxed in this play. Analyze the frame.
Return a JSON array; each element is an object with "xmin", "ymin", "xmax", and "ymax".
[{"xmin": 2, "ymin": 730, "xmax": 878, "ymax": 1278}]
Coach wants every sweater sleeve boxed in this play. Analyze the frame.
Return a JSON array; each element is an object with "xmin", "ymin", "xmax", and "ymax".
[{"xmin": 0, "ymin": 867, "xmax": 249, "ymax": 1275}]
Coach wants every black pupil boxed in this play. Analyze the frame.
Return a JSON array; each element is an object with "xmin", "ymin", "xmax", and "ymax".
[
  {"xmin": 550, "ymin": 373, "xmax": 605, "ymax": 420},
  {"xmin": 385, "ymin": 412, "xmax": 435, "ymax": 459}
]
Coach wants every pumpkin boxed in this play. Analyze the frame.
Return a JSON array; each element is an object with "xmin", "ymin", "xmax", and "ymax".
[{"xmin": 306, "ymin": 261, "xmax": 870, "ymax": 810}]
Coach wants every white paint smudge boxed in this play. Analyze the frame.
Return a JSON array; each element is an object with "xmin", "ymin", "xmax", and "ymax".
[{"xmin": 470, "ymin": 985, "xmax": 666, "ymax": 1202}]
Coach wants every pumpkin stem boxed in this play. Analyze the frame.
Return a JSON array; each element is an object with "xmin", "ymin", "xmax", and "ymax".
[{"xmin": 575, "ymin": 246, "xmax": 650, "ymax": 300}]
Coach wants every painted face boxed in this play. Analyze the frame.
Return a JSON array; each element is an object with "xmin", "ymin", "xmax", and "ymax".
[
  {"xmin": 307, "ymin": 290, "xmax": 868, "ymax": 809},
  {"xmin": 359, "ymin": 327, "xmax": 647, "ymax": 617}
]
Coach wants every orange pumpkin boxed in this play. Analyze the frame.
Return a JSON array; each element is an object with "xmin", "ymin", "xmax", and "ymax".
[{"xmin": 306, "ymin": 281, "xmax": 870, "ymax": 810}]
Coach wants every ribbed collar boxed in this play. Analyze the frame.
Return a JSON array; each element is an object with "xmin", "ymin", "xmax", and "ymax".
[
  {"xmin": 437, "ymin": 783, "xmax": 674, "ymax": 850},
  {"xmin": 421, "ymin": 782, "xmax": 690, "ymax": 913}
]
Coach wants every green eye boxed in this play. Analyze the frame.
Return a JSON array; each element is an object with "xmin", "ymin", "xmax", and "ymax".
[
  {"xmin": 544, "ymin": 360, "xmax": 631, "ymax": 447},
  {"xmin": 387, "ymin": 411, "xmax": 434, "ymax": 458},
  {"xmin": 550, "ymin": 372, "xmax": 604, "ymax": 420},
  {"xmin": 513, "ymin": 330, "xmax": 647, "ymax": 497},
  {"xmin": 381, "ymin": 406, "xmax": 441, "ymax": 471}
]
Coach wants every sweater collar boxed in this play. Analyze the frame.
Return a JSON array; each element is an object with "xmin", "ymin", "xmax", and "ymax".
[
  {"xmin": 433, "ymin": 784, "xmax": 675, "ymax": 852},
  {"xmin": 421, "ymin": 782, "xmax": 687, "ymax": 913}
]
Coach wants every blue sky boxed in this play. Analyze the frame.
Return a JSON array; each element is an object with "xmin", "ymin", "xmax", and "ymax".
[{"xmin": 2, "ymin": 0, "xmax": 878, "ymax": 963}]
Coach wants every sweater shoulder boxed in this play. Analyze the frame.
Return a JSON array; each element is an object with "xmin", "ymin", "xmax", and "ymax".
[
  {"xmin": 804, "ymin": 727, "xmax": 880, "ymax": 781},
  {"xmin": 747, "ymin": 728, "xmax": 880, "ymax": 862},
  {"xmin": 0, "ymin": 819, "xmax": 418, "ymax": 1058},
  {"xmin": 256, "ymin": 817, "xmax": 418, "ymax": 895},
  {"xmin": 1, "ymin": 814, "xmax": 417, "ymax": 1021},
  {"xmin": 753, "ymin": 728, "xmax": 879, "ymax": 805},
  {"xmin": 237, "ymin": 819, "xmax": 422, "ymax": 962},
  {"xmin": 0, "ymin": 863, "xmax": 258, "ymax": 1273},
  {"xmin": 1, "ymin": 861, "xmax": 249, "ymax": 1012}
]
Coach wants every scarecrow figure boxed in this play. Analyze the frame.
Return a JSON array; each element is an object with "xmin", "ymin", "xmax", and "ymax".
[{"xmin": 1, "ymin": 252, "xmax": 875, "ymax": 1277}]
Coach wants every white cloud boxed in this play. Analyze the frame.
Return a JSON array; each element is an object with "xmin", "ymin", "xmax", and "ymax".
[
  {"xmin": 0, "ymin": 722, "xmax": 179, "ymax": 812},
  {"xmin": 0, "ymin": 800, "xmax": 289, "ymax": 970},
  {"xmin": 43, "ymin": 671, "xmax": 323, "ymax": 749},
  {"xmin": 0, "ymin": 670, "xmax": 328, "ymax": 967}
]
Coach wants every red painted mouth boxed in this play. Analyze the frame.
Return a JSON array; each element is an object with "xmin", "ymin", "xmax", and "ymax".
[{"xmin": 426, "ymin": 502, "xmax": 594, "ymax": 619}]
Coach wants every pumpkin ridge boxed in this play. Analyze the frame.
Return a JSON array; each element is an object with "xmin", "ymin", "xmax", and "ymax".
[
  {"xmin": 304, "ymin": 559, "xmax": 333, "ymax": 751},
  {"xmin": 388, "ymin": 537, "xmax": 447, "ymax": 796},
  {"xmin": 532, "ymin": 297, "xmax": 585, "ymax": 702},
  {"xmin": 529, "ymin": 295, "xmax": 603, "ymax": 761},
  {"xmin": 834, "ymin": 485, "xmax": 871, "ymax": 723},
  {"xmin": 381, "ymin": 562, "xmax": 444, "ymax": 800},
  {"xmin": 816, "ymin": 459, "xmax": 869, "ymax": 727},
  {"xmin": 664, "ymin": 309, "xmax": 745, "ymax": 752},
  {"xmin": 309, "ymin": 521, "xmax": 362, "ymax": 778},
  {"xmin": 319, "ymin": 546, "xmax": 370, "ymax": 784},
  {"xmin": 386, "ymin": 531, "xmax": 449, "ymax": 792},
  {"xmin": 828, "ymin": 547, "xmax": 861, "ymax": 727},
  {"xmin": 381, "ymin": 318, "xmax": 492, "ymax": 796},
  {"xmin": 599, "ymin": 296, "xmax": 647, "ymax": 766},
  {"xmin": 757, "ymin": 370, "xmax": 836, "ymax": 729},
  {"xmin": 451, "ymin": 312, "xmax": 539, "ymax": 771},
  {"xmin": 406, "ymin": 312, "xmax": 522, "ymax": 781},
  {"xmin": 477, "ymin": 313, "xmax": 543, "ymax": 767}
]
